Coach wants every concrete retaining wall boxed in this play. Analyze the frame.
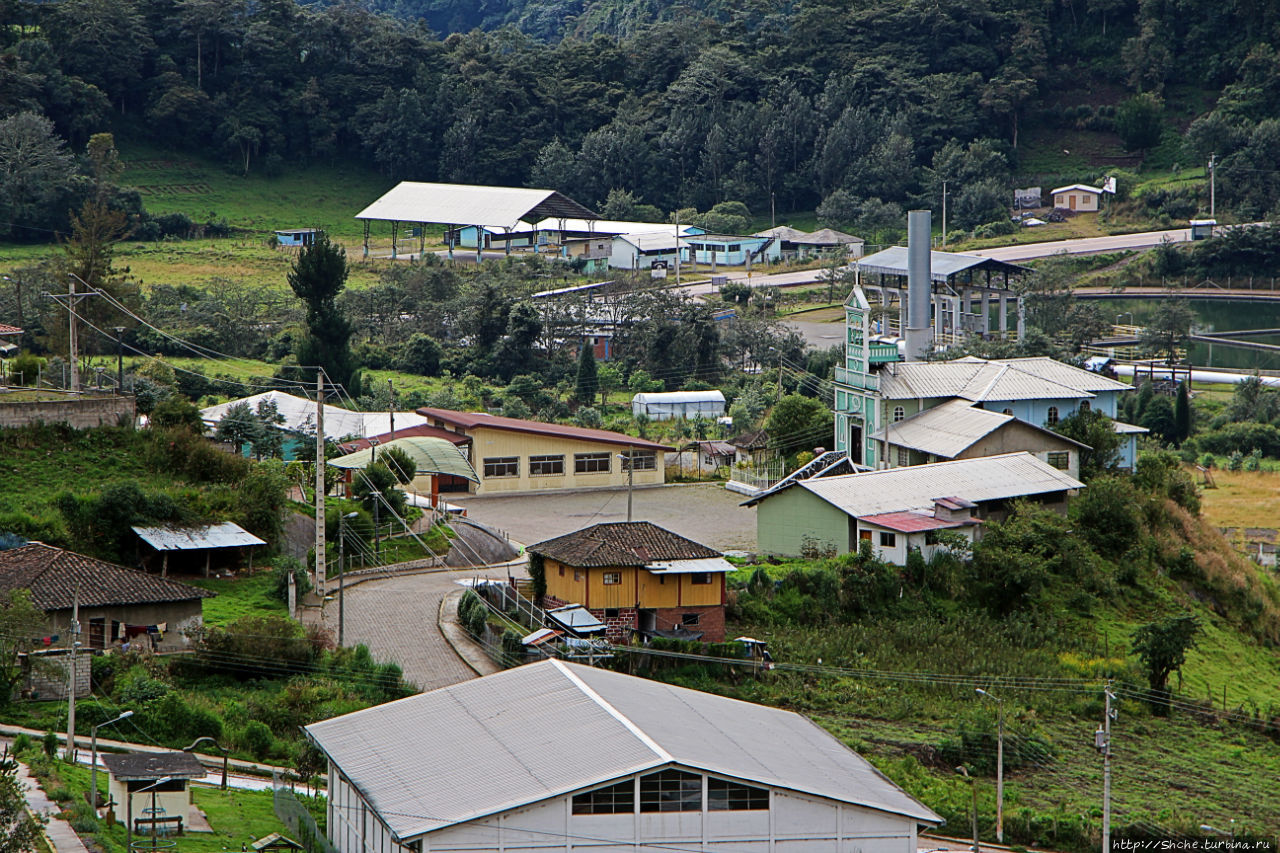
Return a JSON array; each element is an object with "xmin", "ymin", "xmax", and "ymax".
[{"xmin": 0, "ymin": 396, "xmax": 135, "ymax": 429}]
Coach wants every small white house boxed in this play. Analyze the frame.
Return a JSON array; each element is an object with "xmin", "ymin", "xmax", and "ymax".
[
  {"xmin": 1050, "ymin": 184, "xmax": 1103, "ymax": 212},
  {"xmin": 632, "ymin": 390, "xmax": 726, "ymax": 421},
  {"xmin": 102, "ymin": 752, "xmax": 207, "ymax": 835},
  {"xmin": 306, "ymin": 659, "xmax": 941, "ymax": 853}
]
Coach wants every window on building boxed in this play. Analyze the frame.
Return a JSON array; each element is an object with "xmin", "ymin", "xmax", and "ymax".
[
  {"xmin": 1080, "ymin": 401, "xmax": 1090, "ymax": 412},
  {"xmin": 727, "ymin": 244, "xmax": 741, "ymax": 252},
  {"xmin": 1002, "ymin": 408, "xmax": 1013, "ymax": 416},
  {"xmin": 603, "ymin": 572, "xmax": 622, "ymax": 585},
  {"xmin": 604, "ymin": 608, "xmax": 620, "ymax": 618},
  {"xmin": 640, "ymin": 770, "xmax": 702, "ymax": 812},
  {"xmin": 707, "ymin": 778, "xmax": 769, "ymax": 811},
  {"xmin": 892, "ymin": 406, "xmax": 905, "ymax": 422},
  {"xmin": 1046, "ymin": 406, "xmax": 1059, "ymax": 426},
  {"xmin": 482, "ymin": 457, "xmax": 519, "ymax": 478},
  {"xmin": 1047, "ymin": 451, "xmax": 1070, "ymax": 470},
  {"xmin": 621, "ymin": 451, "xmax": 657, "ymax": 471},
  {"xmin": 573, "ymin": 779, "xmax": 635, "ymax": 815},
  {"xmin": 573, "ymin": 570, "xmax": 583, "ymax": 582},
  {"xmin": 879, "ymin": 531, "xmax": 897, "ymax": 547},
  {"xmin": 681, "ymin": 613, "xmax": 701, "ymax": 626},
  {"xmin": 575, "ymin": 452, "xmax": 611, "ymax": 474},
  {"xmin": 690, "ymin": 573, "xmax": 711, "ymax": 585},
  {"xmin": 897, "ymin": 447, "xmax": 909, "ymax": 467},
  {"xmin": 529, "ymin": 455, "xmax": 565, "ymax": 476}
]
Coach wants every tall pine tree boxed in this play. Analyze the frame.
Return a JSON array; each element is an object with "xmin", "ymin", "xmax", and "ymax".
[
  {"xmin": 1173, "ymin": 381, "xmax": 1191, "ymax": 446},
  {"xmin": 575, "ymin": 342, "xmax": 598, "ymax": 405},
  {"xmin": 287, "ymin": 233, "xmax": 357, "ymax": 392}
]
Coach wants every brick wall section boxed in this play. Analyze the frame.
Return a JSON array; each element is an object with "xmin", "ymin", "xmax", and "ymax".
[
  {"xmin": 0, "ymin": 396, "xmax": 135, "ymax": 429},
  {"xmin": 23, "ymin": 652, "xmax": 91, "ymax": 701},
  {"xmin": 656, "ymin": 605, "xmax": 725, "ymax": 642}
]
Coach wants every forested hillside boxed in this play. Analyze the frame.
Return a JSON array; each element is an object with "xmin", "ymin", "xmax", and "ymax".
[{"xmin": 2, "ymin": 0, "xmax": 1279, "ymax": 243}]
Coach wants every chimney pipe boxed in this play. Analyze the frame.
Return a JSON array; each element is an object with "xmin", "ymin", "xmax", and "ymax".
[{"xmin": 905, "ymin": 210, "xmax": 934, "ymax": 361}]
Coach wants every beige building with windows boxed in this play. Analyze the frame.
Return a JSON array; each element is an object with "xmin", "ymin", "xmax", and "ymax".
[{"xmin": 415, "ymin": 407, "xmax": 672, "ymax": 494}]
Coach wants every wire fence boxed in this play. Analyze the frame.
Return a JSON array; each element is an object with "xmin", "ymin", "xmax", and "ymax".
[{"xmin": 273, "ymin": 772, "xmax": 337, "ymax": 853}]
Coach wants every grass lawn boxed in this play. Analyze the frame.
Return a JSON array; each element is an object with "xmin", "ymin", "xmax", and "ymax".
[
  {"xmin": 185, "ymin": 572, "xmax": 288, "ymax": 625},
  {"xmin": 1197, "ymin": 468, "xmax": 1280, "ymax": 530},
  {"xmin": 21, "ymin": 752, "xmax": 303, "ymax": 853}
]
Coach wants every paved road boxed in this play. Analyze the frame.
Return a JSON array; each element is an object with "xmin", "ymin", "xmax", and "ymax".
[
  {"xmin": 329, "ymin": 568, "xmax": 510, "ymax": 692},
  {"xmin": 453, "ymin": 483, "xmax": 758, "ymax": 552},
  {"xmin": 966, "ymin": 227, "xmax": 1194, "ymax": 261}
]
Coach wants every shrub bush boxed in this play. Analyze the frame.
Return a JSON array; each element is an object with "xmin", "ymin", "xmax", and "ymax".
[{"xmin": 240, "ymin": 720, "xmax": 276, "ymax": 760}]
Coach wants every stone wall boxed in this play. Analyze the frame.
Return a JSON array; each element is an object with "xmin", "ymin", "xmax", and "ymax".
[{"xmin": 0, "ymin": 395, "xmax": 135, "ymax": 430}]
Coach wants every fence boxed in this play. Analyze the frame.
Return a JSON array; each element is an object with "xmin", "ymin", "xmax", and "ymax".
[{"xmin": 273, "ymin": 772, "xmax": 338, "ymax": 853}]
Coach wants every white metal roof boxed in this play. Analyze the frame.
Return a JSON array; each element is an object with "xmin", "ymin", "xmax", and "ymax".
[
  {"xmin": 797, "ymin": 227, "xmax": 863, "ymax": 245},
  {"xmin": 534, "ymin": 217, "xmax": 682, "ymax": 235},
  {"xmin": 754, "ymin": 225, "xmax": 810, "ymax": 240},
  {"xmin": 326, "ymin": 437, "xmax": 479, "ymax": 482},
  {"xmin": 632, "ymin": 390, "xmax": 726, "ymax": 405},
  {"xmin": 131, "ymin": 522, "xmax": 266, "ymax": 551},
  {"xmin": 304, "ymin": 660, "xmax": 940, "ymax": 842},
  {"xmin": 858, "ymin": 246, "xmax": 1029, "ymax": 281},
  {"xmin": 546, "ymin": 605, "xmax": 607, "ymax": 633},
  {"xmin": 1050, "ymin": 184, "xmax": 1103, "ymax": 195},
  {"xmin": 1113, "ymin": 420, "xmax": 1149, "ymax": 434},
  {"xmin": 355, "ymin": 182, "xmax": 597, "ymax": 229},
  {"xmin": 614, "ymin": 232, "xmax": 689, "ymax": 252},
  {"xmin": 877, "ymin": 356, "xmax": 1129, "ymax": 403},
  {"xmin": 645, "ymin": 557, "xmax": 736, "ymax": 574},
  {"xmin": 200, "ymin": 391, "xmax": 428, "ymax": 442},
  {"xmin": 874, "ymin": 400, "xmax": 1086, "ymax": 458},
  {"xmin": 795, "ymin": 452, "xmax": 1084, "ymax": 518}
]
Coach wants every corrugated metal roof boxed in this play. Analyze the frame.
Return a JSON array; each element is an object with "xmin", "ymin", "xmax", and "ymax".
[
  {"xmin": 1113, "ymin": 420, "xmax": 1149, "ymax": 434},
  {"xmin": 754, "ymin": 226, "xmax": 809, "ymax": 240},
  {"xmin": 355, "ymin": 182, "xmax": 597, "ymax": 229},
  {"xmin": 546, "ymin": 605, "xmax": 608, "ymax": 633},
  {"xmin": 796, "ymin": 452, "xmax": 1084, "ymax": 518},
  {"xmin": 304, "ymin": 660, "xmax": 940, "ymax": 842},
  {"xmin": 131, "ymin": 522, "xmax": 266, "ymax": 551},
  {"xmin": 874, "ymin": 399, "xmax": 1011, "ymax": 457},
  {"xmin": 858, "ymin": 246, "xmax": 1029, "ymax": 281},
  {"xmin": 858, "ymin": 511, "xmax": 972, "ymax": 533},
  {"xmin": 632, "ymin": 391, "xmax": 726, "ymax": 404},
  {"xmin": 201, "ymin": 391, "xmax": 429, "ymax": 442},
  {"xmin": 797, "ymin": 228, "xmax": 863, "ymax": 245},
  {"xmin": 645, "ymin": 557, "xmax": 736, "ymax": 574},
  {"xmin": 877, "ymin": 357, "xmax": 1111, "ymax": 402},
  {"xmin": 535, "ymin": 217, "xmax": 682, "ymax": 235},
  {"xmin": 615, "ymin": 232, "xmax": 688, "ymax": 252},
  {"xmin": 326, "ymin": 436, "xmax": 479, "ymax": 482},
  {"xmin": 416, "ymin": 407, "xmax": 672, "ymax": 452}
]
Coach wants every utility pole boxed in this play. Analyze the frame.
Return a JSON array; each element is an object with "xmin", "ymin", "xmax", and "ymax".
[
  {"xmin": 338, "ymin": 511, "xmax": 357, "ymax": 647},
  {"xmin": 626, "ymin": 444, "xmax": 635, "ymax": 522},
  {"xmin": 314, "ymin": 372, "xmax": 326, "ymax": 597},
  {"xmin": 977, "ymin": 689, "xmax": 1004, "ymax": 842},
  {"xmin": 1208, "ymin": 153, "xmax": 1216, "ymax": 218},
  {"xmin": 113, "ymin": 327, "xmax": 125, "ymax": 395},
  {"xmin": 770, "ymin": 192, "xmax": 776, "ymax": 231},
  {"xmin": 65, "ymin": 587, "xmax": 80, "ymax": 763},
  {"xmin": 1096, "ymin": 680, "xmax": 1117, "ymax": 853},
  {"xmin": 44, "ymin": 274, "xmax": 101, "ymax": 394},
  {"xmin": 956, "ymin": 765, "xmax": 979, "ymax": 853},
  {"xmin": 387, "ymin": 379, "xmax": 396, "ymax": 441},
  {"xmin": 674, "ymin": 212, "xmax": 681, "ymax": 287}
]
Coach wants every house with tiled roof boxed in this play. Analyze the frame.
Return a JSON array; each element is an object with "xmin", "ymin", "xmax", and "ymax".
[
  {"xmin": 0, "ymin": 543, "xmax": 213, "ymax": 653},
  {"xmin": 528, "ymin": 522, "xmax": 732, "ymax": 641},
  {"xmin": 416, "ymin": 407, "xmax": 673, "ymax": 494}
]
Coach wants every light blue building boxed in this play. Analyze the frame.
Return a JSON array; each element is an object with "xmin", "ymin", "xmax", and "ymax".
[
  {"xmin": 681, "ymin": 229, "xmax": 779, "ymax": 265},
  {"xmin": 833, "ymin": 290, "xmax": 1145, "ymax": 469}
]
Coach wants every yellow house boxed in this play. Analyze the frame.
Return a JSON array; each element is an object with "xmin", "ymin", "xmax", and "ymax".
[
  {"xmin": 529, "ymin": 521, "xmax": 733, "ymax": 641},
  {"xmin": 415, "ymin": 407, "xmax": 672, "ymax": 494}
]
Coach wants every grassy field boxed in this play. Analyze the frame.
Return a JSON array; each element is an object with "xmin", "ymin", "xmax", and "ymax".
[
  {"xmin": 1198, "ymin": 468, "xmax": 1280, "ymax": 529},
  {"xmin": 185, "ymin": 572, "xmax": 288, "ymax": 625}
]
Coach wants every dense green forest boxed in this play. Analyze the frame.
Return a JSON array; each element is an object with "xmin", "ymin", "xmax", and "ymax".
[{"xmin": 1, "ymin": 0, "xmax": 1278, "ymax": 246}]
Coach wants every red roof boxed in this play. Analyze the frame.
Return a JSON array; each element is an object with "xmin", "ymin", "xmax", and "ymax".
[
  {"xmin": 416, "ymin": 407, "xmax": 673, "ymax": 451},
  {"xmin": 0, "ymin": 323, "xmax": 21, "ymax": 336},
  {"xmin": 859, "ymin": 512, "xmax": 980, "ymax": 534},
  {"xmin": 339, "ymin": 423, "xmax": 471, "ymax": 452}
]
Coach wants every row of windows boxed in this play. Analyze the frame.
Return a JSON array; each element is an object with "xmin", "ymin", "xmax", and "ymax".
[
  {"xmin": 601, "ymin": 571, "xmax": 713, "ymax": 585},
  {"xmin": 482, "ymin": 451, "xmax": 657, "ymax": 478},
  {"xmin": 572, "ymin": 771, "xmax": 769, "ymax": 815}
]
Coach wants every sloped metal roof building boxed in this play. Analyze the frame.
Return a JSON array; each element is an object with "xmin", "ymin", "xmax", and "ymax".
[{"xmin": 306, "ymin": 659, "xmax": 940, "ymax": 853}]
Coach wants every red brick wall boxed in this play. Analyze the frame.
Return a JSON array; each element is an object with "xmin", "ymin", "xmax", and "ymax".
[
  {"xmin": 655, "ymin": 605, "xmax": 725, "ymax": 641},
  {"xmin": 588, "ymin": 607, "xmax": 637, "ymax": 642}
]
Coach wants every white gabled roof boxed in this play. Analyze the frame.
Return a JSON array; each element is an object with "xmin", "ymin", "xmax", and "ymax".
[
  {"xmin": 878, "ymin": 356, "xmax": 1130, "ymax": 403},
  {"xmin": 356, "ymin": 182, "xmax": 597, "ymax": 230},
  {"xmin": 200, "ymin": 391, "xmax": 428, "ymax": 442},
  {"xmin": 535, "ymin": 217, "xmax": 682, "ymax": 235},
  {"xmin": 304, "ymin": 660, "xmax": 940, "ymax": 842},
  {"xmin": 614, "ymin": 232, "xmax": 688, "ymax": 252},
  {"xmin": 797, "ymin": 452, "xmax": 1084, "ymax": 518},
  {"xmin": 131, "ymin": 522, "xmax": 266, "ymax": 551},
  {"xmin": 874, "ymin": 399, "xmax": 1087, "ymax": 459},
  {"xmin": 1050, "ymin": 184, "xmax": 1103, "ymax": 195}
]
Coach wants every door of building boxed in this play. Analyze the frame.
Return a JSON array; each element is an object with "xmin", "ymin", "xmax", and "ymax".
[
  {"xmin": 847, "ymin": 423, "xmax": 863, "ymax": 464},
  {"xmin": 88, "ymin": 618, "xmax": 105, "ymax": 650}
]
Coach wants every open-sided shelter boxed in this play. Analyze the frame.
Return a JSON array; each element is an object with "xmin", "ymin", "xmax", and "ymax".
[
  {"xmin": 327, "ymin": 435, "xmax": 480, "ymax": 507},
  {"xmin": 132, "ymin": 522, "xmax": 266, "ymax": 577},
  {"xmin": 355, "ymin": 182, "xmax": 597, "ymax": 261}
]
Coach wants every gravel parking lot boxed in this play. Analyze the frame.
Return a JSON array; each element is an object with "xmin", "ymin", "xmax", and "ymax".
[{"xmin": 451, "ymin": 483, "xmax": 757, "ymax": 551}]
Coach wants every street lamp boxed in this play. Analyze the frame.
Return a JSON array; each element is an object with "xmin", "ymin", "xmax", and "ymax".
[
  {"xmin": 976, "ymin": 688, "xmax": 1005, "ymax": 842},
  {"xmin": 183, "ymin": 736, "xmax": 229, "ymax": 790},
  {"xmin": 126, "ymin": 775, "xmax": 172, "ymax": 850},
  {"xmin": 956, "ymin": 765, "xmax": 979, "ymax": 853},
  {"xmin": 338, "ymin": 511, "xmax": 359, "ymax": 646},
  {"xmin": 113, "ymin": 327, "xmax": 125, "ymax": 395},
  {"xmin": 1116, "ymin": 312, "xmax": 1133, "ymax": 326},
  {"xmin": 89, "ymin": 710, "xmax": 133, "ymax": 809}
]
